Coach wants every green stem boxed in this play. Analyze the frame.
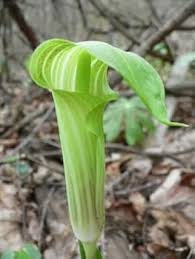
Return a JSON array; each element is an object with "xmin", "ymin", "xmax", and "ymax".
[{"xmin": 83, "ymin": 242, "xmax": 98, "ymax": 259}]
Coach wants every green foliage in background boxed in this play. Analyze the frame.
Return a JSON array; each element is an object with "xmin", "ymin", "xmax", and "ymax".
[
  {"xmin": 1, "ymin": 244, "xmax": 41, "ymax": 259},
  {"xmin": 104, "ymin": 97, "xmax": 155, "ymax": 145},
  {"xmin": 153, "ymin": 42, "xmax": 168, "ymax": 56}
]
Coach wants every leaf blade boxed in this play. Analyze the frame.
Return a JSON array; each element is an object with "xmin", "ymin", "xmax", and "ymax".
[
  {"xmin": 78, "ymin": 41, "xmax": 187, "ymax": 127},
  {"xmin": 1, "ymin": 251, "xmax": 15, "ymax": 259}
]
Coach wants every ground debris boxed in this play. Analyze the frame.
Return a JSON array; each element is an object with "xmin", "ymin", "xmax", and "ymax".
[{"xmin": 0, "ymin": 180, "xmax": 24, "ymax": 251}]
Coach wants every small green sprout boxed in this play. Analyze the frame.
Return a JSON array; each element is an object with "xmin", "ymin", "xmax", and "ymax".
[
  {"xmin": 1, "ymin": 244, "xmax": 41, "ymax": 259},
  {"xmin": 28, "ymin": 39, "xmax": 186, "ymax": 259}
]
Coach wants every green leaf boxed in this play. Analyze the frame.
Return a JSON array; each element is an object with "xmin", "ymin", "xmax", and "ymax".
[
  {"xmin": 96, "ymin": 248, "xmax": 103, "ymax": 259},
  {"xmin": 1, "ymin": 244, "xmax": 41, "ymax": 259},
  {"xmin": 104, "ymin": 97, "xmax": 155, "ymax": 145},
  {"xmin": 103, "ymin": 99, "xmax": 124, "ymax": 141},
  {"xmin": 78, "ymin": 40, "xmax": 187, "ymax": 127},
  {"xmin": 16, "ymin": 162, "xmax": 30, "ymax": 178},
  {"xmin": 153, "ymin": 42, "xmax": 168, "ymax": 55},
  {"xmin": 125, "ymin": 111, "xmax": 145, "ymax": 145},
  {"xmin": 125, "ymin": 97, "xmax": 155, "ymax": 145},
  {"xmin": 0, "ymin": 154, "xmax": 20, "ymax": 164},
  {"xmin": 1, "ymin": 251, "xmax": 15, "ymax": 259},
  {"xmin": 15, "ymin": 251, "xmax": 31, "ymax": 259},
  {"xmin": 22, "ymin": 244, "xmax": 41, "ymax": 259},
  {"xmin": 80, "ymin": 241, "xmax": 102, "ymax": 259},
  {"xmin": 29, "ymin": 38, "xmax": 187, "ymax": 127}
]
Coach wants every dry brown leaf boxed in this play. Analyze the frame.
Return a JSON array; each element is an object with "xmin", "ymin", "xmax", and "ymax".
[
  {"xmin": 128, "ymin": 157, "xmax": 152, "ymax": 178},
  {"xmin": 105, "ymin": 233, "xmax": 140, "ymax": 259},
  {"xmin": 0, "ymin": 181, "xmax": 24, "ymax": 252},
  {"xmin": 129, "ymin": 192, "xmax": 147, "ymax": 217},
  {"xmin": 27, "ymin": 208, "xmax": 40, "ymax": 241},
  {"xmin": 152, "ymin": 158, "xmax": 180, "ymax": 176},
  {"xmin": 35, "ymin": 185, "xmax": 76, "ymax": 259},
  {"xmin": 150, "ymin": 169, "xmax": 182, "ymax": 206},
  {"xmin": 107, "ymin": 200, "xmax": 137, "ymax": 224}
]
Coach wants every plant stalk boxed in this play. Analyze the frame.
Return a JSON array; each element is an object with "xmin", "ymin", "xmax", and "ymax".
[{"xmin": 83, "ymin": 242, "xmax": 98, "ymax": 259}]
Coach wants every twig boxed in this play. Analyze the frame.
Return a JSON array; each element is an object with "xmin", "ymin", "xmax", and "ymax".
[
  {"xmin": 38, "ymin": 150, "xmax": 62, "ymax": 157},
  {"xmin": 187, "ymin": 250, "xmax": 192, "ymax": 259},
  {"xmin": 144, "ymin": 0, "xmax": 174, "ymax": 60},
  {"xmin": 106, "ymin": 170, "xmax": 133, "ymax": 194},
  {"xmin": 88, "ymin": 0, "xmax": 139, "ymax": 44},
  {"xmin": 177, "ymin": 25, "xmax": 195, "ymax": 31},
  {"xmin": 38, "ymin": 187, "xmax": 56, "ymax": 247},
  {"xmin": 4, "ymin": 140, "xmax": 193, "ymax": 168},
  {"xmin": 2, "ymin": 106, "xmax": 46, "ymax": 138},
  {"xmin": 106, "ymin": 143, "xmax": 195, "ymax": 158},
  {"xmin": 26, "ymin": 155, "xmax": 63, "ymax": 174},
  {"xmin": 41, "ymin": 138, "xmax": 61, "ymax": 149},
  {"xmin": 75, "ymin": 0, "xmax": 88, "ymax": 28},
  {"xmin": 138, "ymin": 0, "xmax": 195, "ymax": 56},
  {"xmin": 109, "ymin": 0, "xmax": 195, "ymax": 86},
  {"xmin": 0, "ymin": 153, "xmax": 63, "ymax": 174},
  {"xmin": 129, "ymin": 180, "xmax": 162, "ymax": 194},
  {"xmin": 4, "ymin": 0, "xmax": 39, "ymax": 49},
  {"xmin": 114, "ymin": 180, "xmax": 162, "ymax": 197},
  {"xmin": 88, "ymin": 0, "xmax": 174, "ymax": 64},
  {"xmin": 10, "ymin": 104, "xmax": 54, "ymax": 155},
  {"xmin": 88, "ymin": 23, "xmax": 195, "ymax": 32},
  {"xmin": 144, "ymin": 0, "xmax": 161, "ymax": 27}
]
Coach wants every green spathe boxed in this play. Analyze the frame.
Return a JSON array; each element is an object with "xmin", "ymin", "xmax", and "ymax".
[{"xmin": 28, "ymin": 39, "xmax": 186, "ymax": 258}]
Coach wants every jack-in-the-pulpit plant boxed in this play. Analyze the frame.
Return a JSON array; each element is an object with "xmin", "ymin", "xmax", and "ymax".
[{"xmin": 28, "ymin": 39, "xmax": 186, "ymax": 259}]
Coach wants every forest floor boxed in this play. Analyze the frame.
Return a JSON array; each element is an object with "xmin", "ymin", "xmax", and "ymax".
[{"xmin": 1, "ymin": 79, "xmax": 195, "ymax": 259}]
